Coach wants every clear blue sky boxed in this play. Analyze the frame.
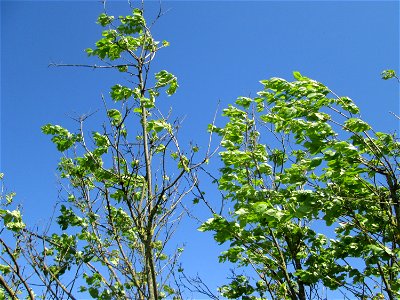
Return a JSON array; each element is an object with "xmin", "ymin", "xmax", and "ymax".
[{"xmin": 1, "ymin": 0, "xmax": 399, "ymax": 298}]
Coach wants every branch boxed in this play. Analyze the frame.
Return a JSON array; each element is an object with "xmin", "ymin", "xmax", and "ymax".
[
  {"xmin": 49, "ymin": 62, "xmax": 136, "ymax": 70},
  {"xmin": 0, "ymin": 274, "xmax": 18, "ymax": 300},
  {"xmin": 0, "ymin": 238, "xmax": 35, "ymax": 300}
]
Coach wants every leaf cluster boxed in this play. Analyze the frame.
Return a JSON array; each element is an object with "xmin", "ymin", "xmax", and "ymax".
[{"xmin": 203, "ymin": 72, "xmax": 400, "ymax": 299}]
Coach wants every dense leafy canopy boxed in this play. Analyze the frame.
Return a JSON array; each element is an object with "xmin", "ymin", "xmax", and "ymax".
[{"xmin": 201, "ymin": 72, "xmax": 400, "ymax": 299}]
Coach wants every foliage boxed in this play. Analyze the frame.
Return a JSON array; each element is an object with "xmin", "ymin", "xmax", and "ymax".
[
  {"xmin": 1, "ymin": 4, "xmax": 207, "ymax": 300},
  {"xmin": 0, "ymin": 2, "xmax": 398, "ymax": 299},
  {"xmin": 201, "ymin": 72, "xmax": 400, "ymax": 299},
  {"xmin": 381, "ymin": 69, "xmax": 398, "ymax": 81},
  {"xmin": 0, "ymin": 174, "xmax": 36, "ymax": 300}
]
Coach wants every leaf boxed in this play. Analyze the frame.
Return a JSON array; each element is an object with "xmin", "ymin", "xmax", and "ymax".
[
  {"xmin": 92, "ymin": 132, "xmax": 109, "ymax": 147},
  {"xmin": 293, "ymin": 71, "xmax": 303, "ymax": 80},
  {"xmin": 85, "ymin": 48, "xmax": 94, "ymax": 56},
  {"xmin": 381, "ymin": 69, "xmax": 397, "ymax": 80},
  {"xmin": 117, "ymin": 65, "xmax": 128, "ymax": 72},
  {"xmin": 235, "ymin": 97, "xmax": 252, "ymax": 109},
  {"xmin": 110, "ymin": 84, "xmax": 134, "ymax": 101},
  {"xmin": 147, "ymin": 120, "xmax": 168, "ymax": 133},
  {"xmin": 42, "ymin": 124, "xmax": 80, "ymax": 151},
  {"xmin": 344, "ymin": 118, "xmax": 371, "ymax": 132},
  {"xmin": 0, "ymin": 264, "xmax": 11, "ymax": 275},
  {"xmin": 117, "ymin": 9, "xmax": 146, "ymax": 34},
  {"xmin": 155, "ymin": 70, "xmax": 179, "ymax": 95},
  {"xmin": 338, "ymin": 97, "xmax": 359, "ymax": 114},
  {"xmin": 0, "ymin": 209, "xmax": 25, "ymax": 232},
  {"xmin": 309, "ymin": 157, "xmax": 323, "ymax": 169},
  {"xmin": 107, "ymin": 109, "xmax": 122, "ymax": 124},
  {"xmin": 97, "ymin": 13, "xmax": 114, "ymax": 26},
  {"xmin": 89, "ymin": 287, "xmax": 99, "ymax": 298},
  {"xmin": 159, "ymin": 253, "xmax": 168, "ymax": 260},
  {"xmin": 367, "ymin": 244, "xmax": 384, "ymax": 255}
]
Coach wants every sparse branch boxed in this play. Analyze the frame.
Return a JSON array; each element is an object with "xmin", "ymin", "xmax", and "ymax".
[
  {"xmin": 0, "ymin": 238, "xmax": 35, "ymax": 300},
  {"xmin": 49, "ymin": 62, "xmax": 136, "ymax": 70}
]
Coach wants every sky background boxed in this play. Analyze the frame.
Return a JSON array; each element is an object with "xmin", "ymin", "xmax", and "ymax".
[{"xmin": 1, "ymin": 0, "xmax": 399, "ymax": 298}]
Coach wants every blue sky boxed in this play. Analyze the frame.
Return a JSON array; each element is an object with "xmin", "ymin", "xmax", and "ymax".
[{"xmin": 1, "ymin": 0, "xmax": 399, "ymax": 298}]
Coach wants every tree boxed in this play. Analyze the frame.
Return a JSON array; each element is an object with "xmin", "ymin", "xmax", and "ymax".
[
  {"xmin": 0, "ymin": 1, "xmax": 398, "ymax": 299},
  {"xmin": 0, "ymin": 173, "xmax": 34, "ymax": 300},
  {"xmin": 201, "ymin": 71, "xmax": 400, "ymax": 299},
  {"xmin": 1, "ymin": 3, "xmax": 209, "ymax": 299}
]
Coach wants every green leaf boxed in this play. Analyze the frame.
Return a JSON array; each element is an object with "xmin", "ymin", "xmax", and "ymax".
[
  {"xmin": 117, "ymin": 65, "xmax": 128, "ymax": 72},
  {"xmin": 155, "ymin": 70, "xmax": 179, "ymax": 95},
  {"xmin": 309, "ymin": 157, "xmax": 323, "ymax": 168},
  {"xmin": 159, "ymin": 253, "xmax": 168, "ymax": 260},
  {"xmin": 367, "ymin": 244, "xmax": 384, "ymax": 255},
  {"xmin": 42, "ymin": 124, "xmax": 80, "ymax": 151},
  {"xmin": 344, "ymin": 118, "xmax": 371, "ymax": 132},
  {"xmin": 235, "ymin": 97, "xmax": 252, "ymax": 109},
  {"xmin": 110, "ymin": 84, "xmax": 134, "ymax": 101},
  {"xmin": 89, "ymin": 287, "xmax": 99, "ymax": 298},
  {"xmin": 107, "ymin": 109, "xmax": 122, "ymax": 124},
  {"xmin": 0, "ymin": 264, "xmax": 11, "ymax": 275},
  {"xmin": 85, "ymin": 48, "xmax": 94, "ymax": 56},
  {"xmin": 381, "ymin": 69, "xmax": 397, "ymax": 80},
  {"xmin": 338, "ymin": 97, "xmax": 359, "ymax": 114},
  {"xmin": 97, "ymin": 13, "xmax": 114, "ymax": 26},
  {"xmin": 0, "ymin": 209, "xmax": 25, "ymax": 232},
  {"xmin": 117, "ymin": 9, "xmax": 146, "ymax": 34},
  {"xmin": 92, "ymin": 132, "xmax": 109, "ymax": 147},
  {"xmin": 5, "ymin": 192, "xmax": 16, "ymax": 205},
  {"xmin": 293, "ymin": 71, "xmax": 303, "ymax": 80}
]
